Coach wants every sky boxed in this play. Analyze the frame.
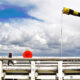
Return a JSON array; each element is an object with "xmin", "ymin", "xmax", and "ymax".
[{"xmin": 0, "ymin": 0, "xmax": 80, "ymax": 57}]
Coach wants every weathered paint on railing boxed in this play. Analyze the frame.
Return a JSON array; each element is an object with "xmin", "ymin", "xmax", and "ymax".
[{"xmin": 0, "ymin": 57, "xmax": 80, "ymax": 80}]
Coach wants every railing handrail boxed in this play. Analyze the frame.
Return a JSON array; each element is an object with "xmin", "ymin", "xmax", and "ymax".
[{"xmin": 0, "ymin": 57, "xmax": 80, "ymax": 61}]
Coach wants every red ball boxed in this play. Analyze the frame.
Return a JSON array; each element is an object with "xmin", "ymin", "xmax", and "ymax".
[{"xmin": 23, "ymin": 50, "xmax": 33, "ymax": 58}]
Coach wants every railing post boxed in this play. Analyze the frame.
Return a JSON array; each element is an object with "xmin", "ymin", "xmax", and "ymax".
[
  {"xmin": 57, "ymin": 61, "xmax": 64, "ymax": 80},
  {"xmin": 0, "ymin": 61, "xmax": 2, "ymax": 80},
  {"xmin": 30, "ymin": 61, "xmax": 36, "ymax": 80}
]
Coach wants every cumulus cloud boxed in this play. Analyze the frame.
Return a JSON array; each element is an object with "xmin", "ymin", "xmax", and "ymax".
[
  {"xmin": 0, "ymin": 20, "xmax": 61, "ymax": 55},
  {"xmin": 0, "ymin": 0, "xmax": 80, "ymax": 56}
]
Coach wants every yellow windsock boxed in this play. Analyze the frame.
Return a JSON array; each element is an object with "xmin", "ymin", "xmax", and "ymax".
[
  {"xmin": 62, "ymin": 7, "xmax": 70, "ymax": 14},
  {"xmin": 62, "ymin": 7, "xmax": 80, "ymax": 16}
]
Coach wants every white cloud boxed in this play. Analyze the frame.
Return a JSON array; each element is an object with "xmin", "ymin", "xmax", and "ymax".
[
  {"xmin": 0, "ymin": 20, "xmax": 61, "ymax": 55},
  {"xmin": 1, "ymin": 0, "xmax": 41, "ymax": 7},
  {"xmin": 0, "ymin": 0, "xmax": 80, "ymax": 56}
]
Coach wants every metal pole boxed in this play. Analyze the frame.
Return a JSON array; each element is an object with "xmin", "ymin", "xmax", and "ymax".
[{"xmin": 60, "ymin": 13, "xmax": 63, "ymax": 57}]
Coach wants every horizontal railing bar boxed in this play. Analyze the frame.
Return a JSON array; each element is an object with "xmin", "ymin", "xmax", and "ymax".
[
  {"xmin": 37, "ymin": 75, "xmax": 56, "ymax": 79},
  {"xmin": 5, "ymin": 75, "xmax": 29, "ymax": 79},
  {"xmin": 5, "ymin": 75, "xmax": 80, "ymax": 79},
  {"xmin": 64, "ymin": 75, "xmax": 80, "ymax": 79},
  {"xmin": 1, "ymin": 57, "xmax": 80, "ymax": 61},
  {"xmin": 3, "ymin": 66, "xmax": 80, "ymax": 70}
]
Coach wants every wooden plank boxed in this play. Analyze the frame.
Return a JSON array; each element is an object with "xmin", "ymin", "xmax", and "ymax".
[
  {"xmin": 5, "ymin": 70, "xmax": 29, "ymax": 73},
  {"xmin": 4, "ymin": 75, "xmax": 80, "ymax": 80},
  {"xmin": 64, "ymin": 70, "xmax": 80, "ymax": 73},
  {"xmin": 3, "ymin": 66, "xmax": 30, "ymax": 70},
  {"xmin": 37, "ymin": 75, "xmax": 56, "ymax": 79},
  {"xmin": 5, "ymin": 75, "xmax": 29, "ymax": 79},
  {"xmin": 64, "ymin": 75, "xmax": 80, "ymax": 79}
]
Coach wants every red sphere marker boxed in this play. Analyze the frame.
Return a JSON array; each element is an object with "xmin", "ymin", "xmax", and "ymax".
[{"xmin": 23, "ymin": 50, "xmax": 33, "ymax": 58}]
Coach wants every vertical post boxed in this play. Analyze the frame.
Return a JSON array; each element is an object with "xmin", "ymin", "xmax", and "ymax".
[
  {"xmin": 57, "ymin": 61, "xmax": 63, "ymax": 80},
  {"xmin": 60, "ymin": 13, "xmax": 63, "ymax": 57},
  {"xmin": 30, "ymin": 61, "xmax": 36, "ymax": 80},
  {"xmin": 0, "ymin": 61, "xmax": 2, "ymax": 80}
]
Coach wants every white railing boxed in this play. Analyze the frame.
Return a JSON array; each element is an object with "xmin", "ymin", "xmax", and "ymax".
[{"xmin": 0, "ymin": 57, "xmax": 80, "ymax": 80}]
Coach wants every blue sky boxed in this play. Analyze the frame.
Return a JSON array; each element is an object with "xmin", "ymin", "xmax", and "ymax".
[
  {"xmin": 0, "ymin": 4, "xmax": 43, "ymax": 22},
  {"xmin": 0, "ymin": 0, "xmax": 80, "ymax": 57}
]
